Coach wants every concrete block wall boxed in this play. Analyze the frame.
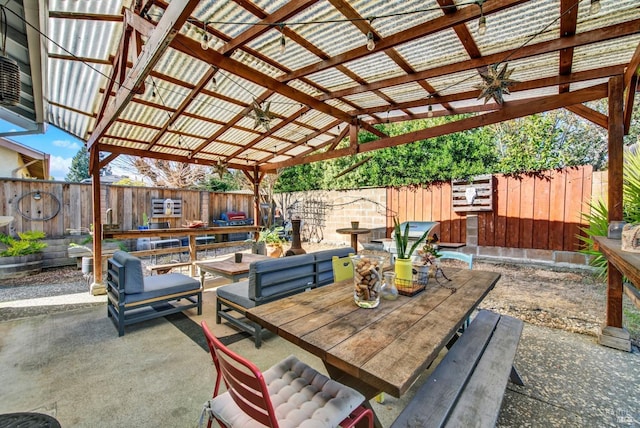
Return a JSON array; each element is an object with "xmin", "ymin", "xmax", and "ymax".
[{"xmin": 281, "ymin": 188, "xmax": 387, "ymax": 251}]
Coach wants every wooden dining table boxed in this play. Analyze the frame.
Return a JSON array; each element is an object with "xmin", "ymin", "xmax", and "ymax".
[{"xmin": 246, "ymin": 267, "xmax": 500, "ymax": 426}]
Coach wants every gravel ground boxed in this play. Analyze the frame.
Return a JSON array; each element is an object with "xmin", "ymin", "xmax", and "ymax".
[{"xmin": 1, "ymin": 243, "xmax": 638, "ymax": 349}]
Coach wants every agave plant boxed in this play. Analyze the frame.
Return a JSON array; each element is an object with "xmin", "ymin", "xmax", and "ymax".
[
  {"xmin": 578, "ymin": 147, "xmax": 640, "ymax": 277},
  {"xmin": 393, "ymin": 218, "xmax": 432, "ymax": 260}
]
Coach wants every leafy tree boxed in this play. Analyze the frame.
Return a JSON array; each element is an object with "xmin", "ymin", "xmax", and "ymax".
[
  {"xmin": 113, "ymin": 177, "xmax": 146, "ymax": 187},
  {"xmin": 65, "ymin": 145, "xmax": 90, "ymax": 182},
  {"xmin": 195, "ymin": 171, "xmax": 242, "ymax": 192}
]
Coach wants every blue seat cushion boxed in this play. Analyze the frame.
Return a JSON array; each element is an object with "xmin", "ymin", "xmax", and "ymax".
[
  {"xmin": 314, "ymin": 247, "xmax": 355, "ymax": 286},
  {"xmin": 123, "ymin": 273, "xmax": 200, "ymax": 304},
  {"xmin": 249, "ymin": 254, "xmax": 316, "ymax": 303},
  {"xmin": 112, "ymin": 251, "xmax": 144, "ymax": 294},
  {"xmin": 216, "ymin": 281, "xmax": 255, "ymax": 309}
]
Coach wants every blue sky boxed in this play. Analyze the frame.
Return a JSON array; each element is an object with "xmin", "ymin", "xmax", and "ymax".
[{"xmin": 1, "ymin": 119, "xmax": 85, "ymax": 181}]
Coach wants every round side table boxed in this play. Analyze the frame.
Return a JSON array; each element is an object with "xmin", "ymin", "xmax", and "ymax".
[{"xmin": 336, "ymin": 228, "xmax": 371, "ymax": 254}]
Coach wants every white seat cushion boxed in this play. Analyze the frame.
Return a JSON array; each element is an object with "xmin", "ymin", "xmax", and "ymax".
[{"xmin": 209, "ymin": 355, "xmax": 365, "ymax": 428}]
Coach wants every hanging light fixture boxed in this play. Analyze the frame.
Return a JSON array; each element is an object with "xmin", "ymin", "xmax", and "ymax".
[
  {"xmin": 366, "ymin": 31, "xmax": 376, "ymax": 51},
  {"xmin": 201, "ymin": 21, "xmax": 209, "ymax": 50},
  {"xmin": 589, "ymin": 0, "xmax": 601, "ymax": 15},
  {"xmin": 279, "ymin": 25, "xmax": 286, "ymax": 54},
  {"xmin": 0, "ymin": 6, "xmax": 20, "ymax": 106},
  {"xmin": 476, "ymin": 0, "xmax": 487, "ymax": 36},
  {"xmin": 427, "ymin": 105, "xmax": 434, "ymax": 118},
  {"xmin": 211, "ymin": 67, "xmax": 218, "ymax": 91}
]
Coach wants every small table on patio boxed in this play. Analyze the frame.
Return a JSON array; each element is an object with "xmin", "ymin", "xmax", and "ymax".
[
  {"xmin": 336, "ymin": 227, "xmax": 371, "ymax": 254},
  {"xmin": 195, "ymin": 253, "xmax": 269, "ymax": 284},
  {"xmin": 247, "ymin": 268, "xmax": 500, "ymax": 428}
]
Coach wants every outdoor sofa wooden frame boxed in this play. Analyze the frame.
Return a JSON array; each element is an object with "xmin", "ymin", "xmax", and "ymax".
[
  {"xmin": 215, "ymin": 247, "xmax": 355, "ymax": 348},
  {"xmin": 391, "ymin": 310, "xmax": 524, "ymax": 428},
  {"xmin": 107, "ymin": 251, "xmax": 202, "ymax": 336}
]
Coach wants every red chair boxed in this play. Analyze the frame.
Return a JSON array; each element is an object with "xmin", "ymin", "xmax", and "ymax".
[{"xmin": 201, "ymin": 321, "xmax": 373, "ymax": 428}]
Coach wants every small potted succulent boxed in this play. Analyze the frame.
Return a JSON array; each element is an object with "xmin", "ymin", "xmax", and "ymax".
[
  {"xmin": 414, "ymin": 237, "xmax": 441, "ymax": 284},
  {"xmin": 393, "ymin": 218, "xmax": 431, "ymax": 283}
]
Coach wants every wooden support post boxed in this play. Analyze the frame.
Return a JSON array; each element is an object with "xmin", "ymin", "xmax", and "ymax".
[
  {"xmin": 253, "ymin": 167, "xmax": 261, "ymax": 240},
  {"xmin": 600, "ymin": 75, "xmax": 630, "ymax": 351},
  {"xmin": 89, "ymin": 146, "xmax": 106, "ymax": 295},
  {"xmin": 189, "ymin": 235, "xmax": 197, "ymax": 277}
]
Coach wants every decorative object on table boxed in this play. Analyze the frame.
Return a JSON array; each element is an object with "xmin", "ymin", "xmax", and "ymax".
[
  {"xmin": 234, "ymin": 252, "xmax": 243, "ymax": 263},
  {"xmin": 183, "ymin": 220, "xmax": 206, "ymax": 228},
  {"xmin": 381, "ymin": 271, "xmax": 398, "ymax": 300},
  {"xmin": 351, "ymin": 255, "xmax": 385, "ymax": 308},
  {"xmin": 414, "ymin": 238, "xmax": 455, "ymax": 293},
  {"xmin": 607, "ymin": 221, "xmax": 626, "ymax": 239},
  {"xmin": 393, "ymin": 217, "xmax": 432, "ymax": 291},
  {"xmin": 621, "ymin": 223, "xmax": 640, "ymax": 253},
  {"xmin": 351, "ymin": 221, "xmax": 359, "ymax": 229},
  {"xmin": 475, "ymin": 63, "xmax": 518, "ymax": 105}
]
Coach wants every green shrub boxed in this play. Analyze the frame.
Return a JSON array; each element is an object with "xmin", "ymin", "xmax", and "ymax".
[{"xmin": 0, "ymin": 231, "xmax": 48, "ymax": 257}]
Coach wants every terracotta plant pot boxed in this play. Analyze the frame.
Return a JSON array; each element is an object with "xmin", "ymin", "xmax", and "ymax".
[{"xmin": 266, "ymin": 244, "xmax": 283, "ymax": 258}]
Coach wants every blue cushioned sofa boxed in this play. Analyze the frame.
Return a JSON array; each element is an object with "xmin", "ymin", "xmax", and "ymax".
[
  {"xmin": 216, "ymin": 247, "xmax": 355, "ymax": 347},
  {"xmin": 107, "ymin": 251, "xmax": 202, "ymax": 336}
]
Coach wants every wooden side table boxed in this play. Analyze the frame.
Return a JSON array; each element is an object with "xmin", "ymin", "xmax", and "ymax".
[{"xmin": 336, "ymin": 228, "xmax": 371, "ymax": 254}]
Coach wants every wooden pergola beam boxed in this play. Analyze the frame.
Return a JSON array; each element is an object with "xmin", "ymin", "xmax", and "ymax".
[
  {"xmin": 87, "ymin": 0, "xmax": 200, "ymax": 150},
  {"xmin": 352, "ymin": 65, "xmax": 625, "ymax": 117},
  {"xmin": 623, "ymin": 42, "xmax": 640, "ymax": 133},
  {"xmin": 558, "ymin": 0, "xmax": 578, "ymax": 93},
  {"xmin": 565, "ymin": 104, "xmax": 608, "ymax": 129},
  {"xmin": 320, "ymin": 19, "xmax": 640, "ymax": 101},
  {"xmin": 282, "ymin": 0, "xmax": 528, "ymax": 82},
  {"xmin": 262, "ymin": 83, "xmax": 608, "ymax": 171}
]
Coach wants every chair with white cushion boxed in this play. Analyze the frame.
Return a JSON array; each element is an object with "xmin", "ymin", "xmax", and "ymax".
[{"xmin": 200, "ymin": 321, "xmax": 373, "ymax": 428}]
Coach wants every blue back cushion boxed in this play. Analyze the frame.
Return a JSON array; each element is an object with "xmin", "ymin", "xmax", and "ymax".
[
  {"xmin": 314, "ymin": 247, "xmax": 355, "ymax": 286},
  {"xmin": 249, "ymin": 254, "xmax": 315, "ymax": 302},
  {"xmin": 112, "ymin": 251, "xmax": 144, "ymax": 294}
]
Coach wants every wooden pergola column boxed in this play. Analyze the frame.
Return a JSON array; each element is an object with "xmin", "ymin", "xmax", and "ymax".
[
  {"xmin": 599, "ymin": 74, "xmax": 630, "ymax": 350},
  {"xmin": 89, "ymin": 145, "xmax": 105, "ymax": 295}
]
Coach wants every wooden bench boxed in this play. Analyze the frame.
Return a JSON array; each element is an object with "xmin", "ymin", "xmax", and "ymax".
[
  {"xmin": 391, "ymin": 310, "xmax": 524, "ymax": 428},
  {"xmin": 147, "ymin": 261, "xmax": 192, "ymax": 275}
]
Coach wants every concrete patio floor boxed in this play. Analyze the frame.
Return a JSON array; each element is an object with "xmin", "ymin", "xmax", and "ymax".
[{"xmin": 0, "ymin": 288, "xmax": 638, "ymax": 427}]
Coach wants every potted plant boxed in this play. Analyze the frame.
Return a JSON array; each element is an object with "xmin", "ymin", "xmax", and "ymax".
[
  {"xmin": 257, "ymin": 227, "xmax": 285, "ymax": 258},
  {"xmin": 414, "ymin": 237, "xmax": 441, "ymax": 284},
  {"xmin": 393, "ymin": 218, "xmax": 431, "ymax": 283},
  {"xmin": 0, "ymin": 230, "xmax": 48, "ymax": 279}
]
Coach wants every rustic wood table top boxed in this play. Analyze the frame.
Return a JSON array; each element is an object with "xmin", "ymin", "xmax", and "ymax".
[
  {"xmin": 196, "ymin": 253, "xmax": 269, "ymax": 278},
  {"xmin": 247, "ymin": 268, "xmax": 500, "ymax": 398}
]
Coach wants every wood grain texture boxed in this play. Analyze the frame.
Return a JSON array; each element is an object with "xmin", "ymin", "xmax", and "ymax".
[{"xmin": 247, "ymin": 268, "xmax": 500, "ymax": 398}]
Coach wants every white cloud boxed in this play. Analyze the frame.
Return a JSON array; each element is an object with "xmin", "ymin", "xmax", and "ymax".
[
  {"xmin": 52, "ymin": 139, "xmax": 81, "ymax": 150},
  {"xmin": 49, "ymin": 155, "xmax": 72, "ymax": 181}
]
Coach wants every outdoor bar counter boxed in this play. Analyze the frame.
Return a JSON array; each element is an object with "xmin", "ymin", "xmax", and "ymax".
[{"xmin": 103, "ymin": 226, "xmax": 258, "ymax": 276}]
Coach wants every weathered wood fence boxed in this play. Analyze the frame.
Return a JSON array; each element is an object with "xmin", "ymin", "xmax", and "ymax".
[
  {"xmin": 2, "ymin": 165, "xmax": 601, "ymax": 256},
  {"xmin": 0, "ymin": 179, "xmax": 253, "ymax": 238},
  {"xmin": 388, "ymin": 165, "xmax": 596, "ymax": 252}
]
